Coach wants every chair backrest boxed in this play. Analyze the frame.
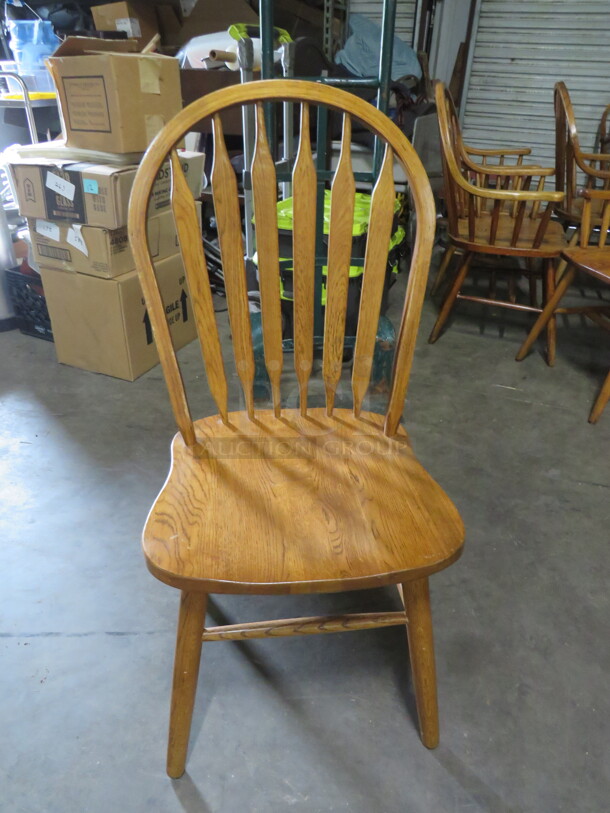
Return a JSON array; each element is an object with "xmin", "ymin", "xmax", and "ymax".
[
  {"xmin": 598, "ymin": 104, "xmax": 610, "ymax": 154},
  {"xmin": 128, "ymin": 80, "xmax": 436, "ymax": 446},
  {"xmin": 555, "ymin": 82, "xmax": 610, "ymax": 215},
  {"xmin": 435, "ymin": 82, "xmax": 562, "ymax": 251}
]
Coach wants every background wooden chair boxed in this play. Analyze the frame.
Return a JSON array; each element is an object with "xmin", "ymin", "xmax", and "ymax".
[
  {"xmin": 128, "ymin": 80, "xmax": 464, "ymax": 780},
  {"xmin": 430, "ymin": 88, "xmax": 550, "ymax": 297},
  {"xmin": 429, "ymin": 83, "xmax": 566, "ymax": 361},
  {"xmin": 555, "ymin": 82, "xmax": 610, "ymax": 260},
  {"xmin": 597, "ymin": 103, "xmax": 610, "ymax": 155},
  {"xmin": 516, "ymin": 187, "xmax": 610, "ymax": 422}
]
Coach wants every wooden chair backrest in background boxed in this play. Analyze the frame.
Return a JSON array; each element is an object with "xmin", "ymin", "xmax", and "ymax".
[
  {"xmin": 598, "ymin": 104, "xmax": 610, "ymax": 154},
  {"xmin": 435, "ymin": 82, "xmax": 563, "ymax": 253},
  {"xmin": 128, "ymin": 80, "xmax": 436, "ymax": 446},
  {"xmin": 554, "ymin": 82, "xmax": 610, "ymax": 219}
]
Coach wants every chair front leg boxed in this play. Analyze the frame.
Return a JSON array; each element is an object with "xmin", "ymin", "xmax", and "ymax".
[
  {"xmin": 515, "ymin": 265, "xmax": 576, "ymax": 361},
  {"xmin": 402, "ymin": 577, "xmax": 439, "ymax": 748},
  {"xmin": 430, "ymin": 244, "xmax": 458, "ymax": 296},
  {"xmin": 167, "ymin": 590, "xmax": 208, "ymax": 779},
  {"xmin": 428, "ymin": 252, "xmax": 472, "ymax": 343},
  {"xmin": 544, "ymin": 259, "xmax": 558, "ymax": 367}
]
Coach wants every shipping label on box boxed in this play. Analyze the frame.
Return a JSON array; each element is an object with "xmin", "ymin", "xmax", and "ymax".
[
  {"xmin": 8, "ymin": 151, "xmax": 204, "ymax": 228},
  {"xmin": 28, "ymin": 202, "xmax": 198, "ymax": 278},
  {"xmin": 40, "ymin": 253, "xmax": 196, "ymax": 380}
]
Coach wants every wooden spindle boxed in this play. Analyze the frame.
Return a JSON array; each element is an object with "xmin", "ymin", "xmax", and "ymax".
[
  {"xmin": 211, "ymin": 115, "xmax": 255, "ymax": 418},
  {"xmin": 532, "ymin": 203, "xmax": 555, "ymax": 249},
  {"xmin": 510, "ymin": 200, "xmax": 527, "ymax": 247},
  {"xmin": 170, "ymin": 151, "xmax": 228, "ymax": 423},
  {"xmin": 598, "ymin": 199, "xmax": 610, "ymax": 247},
  {"xmin": 292, "ymin": 103, "xmax": 316, "ymax": 416},
  {"xmin": 467, "ymin": 195, "xmax": 476, "ymax": 241},
  {"xmin": 323, "ymin": 113, "xmax": 355, "ymax": 416},
  {"xmin": 251, "ymin": 104, "xmax": 283, "ymax": 418},
  {"xmin": 352, "ymin": 145, "xmax": 395, "ymax": 417},
  {"xmin": 489, "ymin": 198, "xmax": 501, "ymax": 244}
]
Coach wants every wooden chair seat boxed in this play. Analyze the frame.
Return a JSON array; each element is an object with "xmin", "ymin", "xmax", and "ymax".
[
  {"xmin": 561, "ymin": 246, "xmax": 610, "ymax": 282},
  {"xmin": 455, "ymin": 213, "xmax": 566, "ymax": 257},
  {"xmin": 144, "ymin": 409, "xmax": 464, "ymax": 594}
]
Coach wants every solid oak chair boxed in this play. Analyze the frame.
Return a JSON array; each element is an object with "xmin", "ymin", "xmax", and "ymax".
[
  {"xmin": 555, "ymin": 83, "xmax": 610, "ymax": 247},
  {"xmin": 430, "ymin": 87, "xmax": 547, "ymax": 296},
  {"xmin": 127, "ymin": 80, "xmax": 465, "ymax": 779},
  {"xmin": 516, "ymin": 187, "xmax": 610, "ymax": 422},
  {"xmin": 429, "ymin": 82, "xmax": 566, "ymax": 359}
]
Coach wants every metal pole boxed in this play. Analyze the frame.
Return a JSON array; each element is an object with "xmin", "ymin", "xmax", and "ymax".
[
  {"xmin": 4, "ymin": 73, "xmax": 38, "ymax": 143},
  {"xmin": 238, "ymin": 39, "xmax": 256, "ymax": 261},
  {"xmin": 373, "ymin": 0, "xmax": 397, "ymax": 175},
  {"xmin": 259, "ymin": 0, "xmax": 276, "ymax": 154},
  {"xmin": 280, "ymin": 42, "xmax": 295, "ymax": 200}
]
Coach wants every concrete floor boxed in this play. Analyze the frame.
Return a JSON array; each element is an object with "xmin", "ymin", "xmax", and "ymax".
[{"xmin": 1, "ymin": 260, "xmax": 609, "ymax": 813}]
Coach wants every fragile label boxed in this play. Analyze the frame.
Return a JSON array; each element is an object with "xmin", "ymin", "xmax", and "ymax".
[
  {"xmin": 35, "ymin": 219, "xmax": 60, "ymax": 241},
  {"xmin": 45, "ymin": 171, "xmax": 75, "ymax": 201},
  {"xmin": 67, "ymin": 225, "xmax": 88, "ymax": 257}
]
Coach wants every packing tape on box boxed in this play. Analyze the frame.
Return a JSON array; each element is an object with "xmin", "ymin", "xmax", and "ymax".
[{"xmin": 138, "ymin": 59, "xmax": 161, "ymax": 94}]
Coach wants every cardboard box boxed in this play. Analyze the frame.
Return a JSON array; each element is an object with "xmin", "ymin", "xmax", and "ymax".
[
  {"xmin": 167, "ymin": 0, "xmax": 259, "ymax": 47},
  {"xmin": 45, "ymin": 37, "xmax": 181, "ymax": 153},
  {"xmin": 40, "ymin": 253, "xmax": 196, "ymax": 380},
  {"xmin": 92, "ymin": 2, "xmax": 159, "ymax": 51},
  {"xmin": 27, "ymin": 203, "xmax": 201, "ymax": 279},
  {"xmin": 7, "ymin": 151, "xmax": 204, "ymax": 229}
]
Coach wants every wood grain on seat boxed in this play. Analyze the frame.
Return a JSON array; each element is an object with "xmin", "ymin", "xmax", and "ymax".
[{"xmin": 144, "ymin": 408, "xmax": 464, "ymax": 594}]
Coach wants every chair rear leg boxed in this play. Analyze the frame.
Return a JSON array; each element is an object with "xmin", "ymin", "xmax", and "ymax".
[
  {"xmin": 167, "ymin": 591, "xmax": 208, "ymax": 778},
  {"xmin": 402, "ymin": 577, "xmax": 439, "ymax": 748},
  {"xmin": 589, "ymin": 368, "xmax": 610, "ymax": 423},
  {"xmin": 544, "ymin": 259, "xmax": 557, "ymax": 367},
  {"xmin": 428, "ymin": 252, "xmax": 472, "ymax": 344},
  {"xmin": 430, "ymin": 244, "xmax": 457, "ymax": 295}
]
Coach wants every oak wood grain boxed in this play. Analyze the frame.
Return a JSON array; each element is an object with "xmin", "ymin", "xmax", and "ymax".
[
  {"xmin": 352, "ymin": 144, "xmax": 395, "ymax": 417},
  {"xmin": 201, "ymin": 611, "xmax": 408, "ymax": 641},
  {"xmin": 128, "ymin": 81, "xmax": 459, "ymax": 775},
  {"xmin": 170, "ymin": 151, "xmax": 228, "ymax": 423},
  {"xmin": 323, "ymin": 113, "xmax": 355, "ymax": 416},
  {"xmin": 211, "ymin": 115, "xmax": 255, "ymax": 418},
  {"xmin": 292, "ymin": 102, "xmax": 316, "ymax": 416},
  {"xmin": 252, "ymin": 103, "xmax": 284, "ymax": 417},
  {"xmin": 167, "ymin": 591, "xmax": 207, "ymax": 778},
  {"xmin": 143, "ymin": 408, "xmax": 464, "ymax": 595}
]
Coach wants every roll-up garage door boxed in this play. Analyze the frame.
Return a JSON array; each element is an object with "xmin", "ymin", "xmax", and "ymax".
[
  {"xmin": 461, "ymin": 0, "xmax": 610, "ymax": 171},
  {"xmin": 348, "ymin": 0, "xmax": 418, "ymax": 46}
]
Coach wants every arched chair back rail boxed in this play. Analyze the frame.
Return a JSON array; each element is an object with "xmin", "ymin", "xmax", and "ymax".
[
  {"xmin": 128, "ymin": 80, "xmax": 465, "ymax": 780},
  {"xmin": 429, "ymin": 82, "xmax": 566, "ymax": 359}
]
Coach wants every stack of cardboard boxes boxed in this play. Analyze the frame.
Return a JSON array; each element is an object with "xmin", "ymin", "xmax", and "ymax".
[{"xmin": 6, "ymin": 37, "xmax": 204, "ymax": 380}]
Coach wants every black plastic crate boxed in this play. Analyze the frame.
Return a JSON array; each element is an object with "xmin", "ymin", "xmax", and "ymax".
[{"xmin": 5, "ymin": 267, "xmax": 53, "ymax": 341}]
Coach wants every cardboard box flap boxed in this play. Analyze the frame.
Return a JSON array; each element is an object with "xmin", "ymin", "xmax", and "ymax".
[{"xmin": 51, "ymin": 36, "xmax": 140, "ymax": 57}]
